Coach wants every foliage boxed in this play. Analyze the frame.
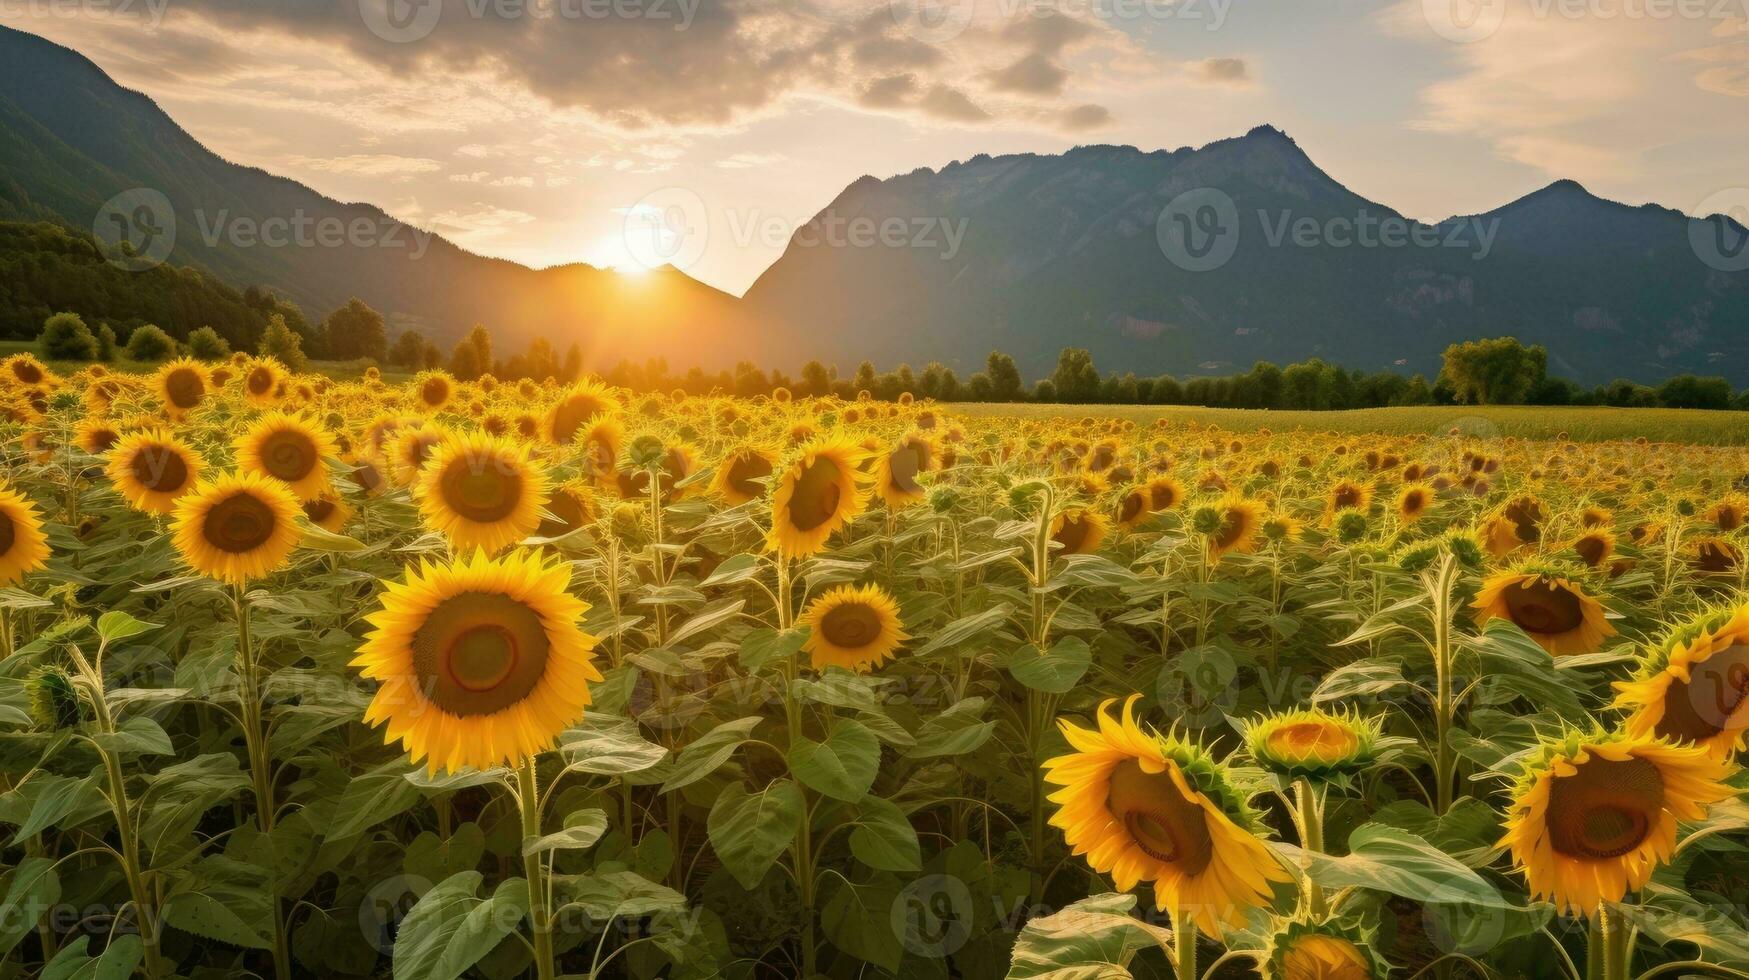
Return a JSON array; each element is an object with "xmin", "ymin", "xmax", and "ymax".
[
  {"xmin": 185, "ymin": 325, "xmax": 232, "ymax": 361},
  {"xmin": 257, "ymin": 314, "xmax": 307, "ymax": 372},
  {"xmin": 122, "ymin": 323, "xmax": 175, "ymax": 361},
  {"xmin": 36, "ymin": 311, "xmax": 95, "ymax": 361}
]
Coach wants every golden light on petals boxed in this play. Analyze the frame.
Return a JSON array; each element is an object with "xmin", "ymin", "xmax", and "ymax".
[
  {"xmin": 171, "ymin": 470, "xmax": 303, "ymax": 585},
  {"xmin": 799, "ymin": 583, "xmax": 909, "ymax": 673},
  {"xmin": 0, "ymin": 485, "xmax": 52, "ymax": 586},
  {"xmin": 416, "ymin": 431, "xmax": 550, "ymax": 554},
  {"xmin": 107, "ymin": 428, "xmax": 205, "ymax": 514}
]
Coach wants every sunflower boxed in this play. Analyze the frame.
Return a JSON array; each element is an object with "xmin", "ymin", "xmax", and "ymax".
[
  {"xmin": 873, "ymin": 433, "xmax": 934, "ymax": 509},
  {"xmin": 578, "ymin": 415, "xmax": 624, "ymax": 485},
  {"xmin": 107, "ymin": 428, "xmax": 205, "ymax": 514},
  {"xmin": 1147, "ymin": 476, "xmax": 1184, "ymax": 512},
  {"xmin": 74, "ymin": 417, "xmax": 123, "ymax": 456},
  {"xmin": 1050, "ymin": 508, "xmax": 1108, "ymax": 556},
  {"xmin": 352, "ymin": 549, "xmax": 601, "ymax": 774},
  {"xmin": 1115, "ymin": 486, "xmax": 1153, "ymax": 531},
  {"xmin": 391, "ymin": 426, "xmax": 448, "ymax": 486},
  {"xmin": 1482, "ymin": 495, "xmax": 1546, "ymax": 558},
  {"xmin": 412, "ymin": 370, "xmax": 455, "ymax": 414},
  {"xmin": 1691, "ymin": 537, "xmax": 1741, "ymax": 574},
  {"xmin": 241, "ymin": 357, "xmax": 286, "ymax": 407},
  {"xmin": 1044, "ymin": 697, "xmax": 1291, "ymax": 934},
  {"xmin": 1200, "ymin": 497, "xmax": 1264, "ymax": 560},
  {"xmin": 171, "ymin": 471, "xmax": 303, "ymax": 584},
  {"xmin": 1263, "ymin": 919, "xmax": 1388, "ymax": 980},
  {"xmin": 769, "ymin": 438, "xmax": 867, "ymax": 560},
  {"xmin": 1570, "ymin": 529, "xmax": 1616, "ymax": 569},
  {"xmin": 799, "ymin": 584, "xmax": 909, "ymax": 673},
  {"xmin": 0, "ymin": 485, "xmax": 51, "ymax": 586},
  {"xmin": 1614, "ymin": 602, "xmax": 1749, "ymax": 760},
  {"xmin": 1244, "ymin": 707, "xmax": 1383, "ymax": 779},
  {"xmin": 1395, "ymin": 483, "xmax": 1435, "ymax": 523},
  {"xmin": 416, "ymin": 431, "xmax": 550, "ymax": 554},
  {"xmin": 2, "ymin": 353, "xmax": 54, "ymax": 389},
  {"xmin": 301, "ymin": 493, "xmax": 355, "ymax": 534},
  {"xmin": 234, "ymin": 412, "xmax": 338, "ymax": 501},
  {"xmin": 536, "ymin": 480, "xmax": 599, "ymax": 538},
  {"xmin": 545, "ymin": 380, "xmax": 620, "ymax": 445},
  {"xmin": 1502, "ymin": 728, "xmax": 1734, "ymax": 916},
  {"xmin": 1473, "ymin": 567, "xmax": 1616, "ymax": 656},
  {"xmin": 156, "ymin": 358, "xmax": 210, "ymax": 421},
  {"xmin": 711, "ymin": 445, "xmax": 777, "ymax": 506},
  {"xmin": 1324, "ymin": 481, "xmax": 1372, "ymax": 520}
]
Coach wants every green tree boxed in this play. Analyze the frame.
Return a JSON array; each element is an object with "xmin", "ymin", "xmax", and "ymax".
[
  {"xmin": 124, "ymin": 324, "xmax": 175, "ymax": 362},
  {"xmin": 186, "ymin": 325, "xmax": 231, "ymax": 361},
  {"xmin": 1438, "ymin": 337, "xmax": 1547, "ymax": 405},
  {"xmin": 1050, "ymin": 348, "xmax": 1100, "ymax": 402},
  {"xmin": 388, "ymin": 329, "xmax": 427, "ymax": 369},
  {"xmin": 1657, "ymin": 374, "xmax": 1732, "ymax": 410},
  {"xmin": 800, "ymin": 361, "xmax": 831, "ymax": 397},
  {"xmin": 39, "ymin": 312, "xmax": 97, "ymax": 360},
  {"xmin": 258, "ymin": 314, "xmax": 307, "ymax": 372},
  {"xmin": 95, "ymin": 323, "xmax": 117, "ymax": 362},
  {"xmin": 449, "ymin": 339, "xmax": 482, "ymax": 380},
  {"xmin": 985, "ymin": 351, "xmax": 1023, "ymax": 401},
  {"xmin": 319, "ymin": 298, "xmax": 388, "ymax": 361}
]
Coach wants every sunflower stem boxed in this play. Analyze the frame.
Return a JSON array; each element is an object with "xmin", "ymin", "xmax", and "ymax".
[
  {"xmin": 518, "ymin": 759, "xmax": 556, "ymax": 980},
  {"xmin": 232, "ymin": 585, "xmax": 292, "ymax": 980},
  {"xmin": 1174, "ymin": 916, "xmax": 1198, "ymax": 980},
  {"xmin": 1294, "ymin": 779, "xmax": 1326, "ymax": 918}
]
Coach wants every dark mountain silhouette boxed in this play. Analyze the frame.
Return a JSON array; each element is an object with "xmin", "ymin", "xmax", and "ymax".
[
  {"xmin": 0, "ymin": 25, "xmax": 749, "ymax": 366},
  {"xmin": 742, "ymin": 127, "xmax": 1749, "ymax": 383}
]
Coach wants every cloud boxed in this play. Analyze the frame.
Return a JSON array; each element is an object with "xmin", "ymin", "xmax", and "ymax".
[
  {"xmin": 1186, "ymin": 57, "xmax": 1249, "ymax": 86},
  {"xmin": 859, "ymin": 73, "xmax": 917, "ymax": 108},
  {"xmin": 986, "ymin": 51, "xmax": 1069, "ymax": 95},
  {"xmin": 918, "ymin": 84, "xmax": 990, "ymax": 122},
  {"xmin": 290, "ymin": 154, "xmax": 445, "ymax": 177},
  {"xmin": 1060, "ymin": 103, "xmax": 1113, "ymax": 130}
]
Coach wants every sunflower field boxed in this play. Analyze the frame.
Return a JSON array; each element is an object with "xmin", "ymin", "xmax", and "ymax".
[{"xmin": 4, "ymin": 350, "xmax": 1749, "ymax": 980}]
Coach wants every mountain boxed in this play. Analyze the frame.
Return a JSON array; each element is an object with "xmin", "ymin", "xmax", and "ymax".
[
  {"xmin": 742, "ymin": 127, "xmax": 1749, "ymax": 384},
  {"xmin": 0, "ymin": 25, "xmax": 749, "ymax": 366},
  {"xmin": 4, "ymin": 24, "xmax": 1746, "ymax": 385}
]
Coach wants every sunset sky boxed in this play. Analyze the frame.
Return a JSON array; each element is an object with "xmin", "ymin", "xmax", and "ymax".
[{"xmin": 13, "ymin": 0, "xmax": 1747, "ymax": 294}]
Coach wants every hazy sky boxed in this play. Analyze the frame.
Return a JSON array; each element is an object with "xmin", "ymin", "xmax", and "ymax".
[{"xmin": 13, "ymin": 0, "xmax": 1747, "ymax": 294}]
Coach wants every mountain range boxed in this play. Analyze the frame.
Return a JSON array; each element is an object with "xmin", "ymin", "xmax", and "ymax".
[{"xmin": 2, "ymin": 24, "xmax": 1746, "ymax": 384}]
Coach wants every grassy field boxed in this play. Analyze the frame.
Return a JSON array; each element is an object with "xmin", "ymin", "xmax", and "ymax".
[{"xmin": 954, "ymin": 402, "xmax": 1749, "ymax": 445}]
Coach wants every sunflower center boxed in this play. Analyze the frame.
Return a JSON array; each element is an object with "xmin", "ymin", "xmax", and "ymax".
[
  {"xmin": 1105, "ymin": 759, "xmax": 1214, "ymax": 872},
  {"xmin": 422, "ymin": 378, "xmax": 448, "ymax": 405},
  {"xmin": 412, "ymin": 591, "xmax": 550, "ymax": 716},
  {"xmin": 887, "ymin": 445, "xmax": 925, "ymax": 494},
  {"xmin": 1054, "ymin": 514, "xmax": 1092, "ymax": 553},
  {"xmin": 539, "ymin": 491, "xmax": 585, "ymax": 536},
  {"xmin": 1546, "ymin": 756, "xmax": 1663, "ymax": 860},
  {"xmin": 261, "ymin": 429, "xmax": 319, "ymax": 482},
  {"xmin": 1267, "ymin": 720, "xmax": 1357, "ymax": 762},
  {"xmin": 203, "ymin": 492, "xmax": 278, "ymax": 554},
  {"xmin": 1333, "ymin": 486, "xmax": 1362, "ymax": 509},
  {"xmin": 1211, "ymin": 508, "xmax": 1249, "ymax": 549},
  {"xmin": 1574, "ymin": 535, "xmax": 1610, "ymax": 567},
  {"xmin": 303, "ymin": 498, "xmax": 336, "ymax": 523},
  {"xmin": 727, "ymin": 453, "xmax": 772, "ymax": 498},
  {"xmin": 165, "ymin": 369, "xmax": 205, "ymax": 409},
  {"xmin": 247, "ymin": 367, "xmax": 273, "ymax": 394},
  {"xmin": 1120, "ymin": 491, "xmax": 1146, "ymax": 523},
  {"xmin": 439, "ymin": 459, "xmax": 522, "ymax": 522},
  {"xmin": 787, "ymin": 457, "xmax": 844, "ymax": 532},
  {"xmin": 1655, "ymin": 643, "xmax": 1749, "ymax": 742},
  {"xmin": 1404, "ymin": 491, "xmax": 1426, "ymax": 514},
  {"xmin": 1503, "ymin": 580, "xmax": 1584, "ymax": 635},
  {"xmin": 89, "ymin": 429, "xmax": 119, "ymax": 452},
  {"xmin": 132, "ymin": 447, "xmax": 189, "ymax": 493},
  {"xmin": 820, "ymin": 602, "xmax": 881, "ymax": 649},
  {"xmin": 13, "ymin": 363, "xmax": 42, "ymax": 384},
  {"xmin": 0, "ymin": 510, "xmax": 15, "ymax": 556}
]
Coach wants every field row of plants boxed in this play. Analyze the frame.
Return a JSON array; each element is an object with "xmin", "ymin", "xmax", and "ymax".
[{"xmin": 1, "ymin": 351, "xmax": 1748, "ymax": 979}]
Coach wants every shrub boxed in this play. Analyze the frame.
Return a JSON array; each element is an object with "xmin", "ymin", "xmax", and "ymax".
[
  {"xmin": 95, "ymin": 324, "xmax": 117, "ymax": 362},
  {"xmin": 124, "ymin": 324, "xmax": 175, "ymax": 362},
  {"xmin": 257, "ymin": 314, "xmax": 307, "ymax": 372},
  {"xmin": 186, "ymin": 326, "xmax": 232, "ymax": 361},
  {"xmin": 38, "ymin": 312, "xmax": 97, "ymax": 361}
]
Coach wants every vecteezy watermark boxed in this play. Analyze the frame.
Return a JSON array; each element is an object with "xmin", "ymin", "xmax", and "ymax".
[
  {"xmin": 94, "ymin": 189, "xmax": 176, "ymax": 273},
  {"xmin": 358, "ymin": 0, "xmax": 699, "ymax": 43},
  {"xmin": 1423, "ymin": 0, "xmax": 1748, "ymax": 43},
  {"xmin": 892, "ymin": 874, "xmax": 976, "ymax": 958},
  {"xmin": 1, "ymin": 0, "xmax": 169, "ymax": 27},
  {"xmin": 888, "ymin": 0, "xmax": 1231, "ymax": 43},
  {"xmin": 619, "ymin": 187, "xmax": 968, "ymax": 273},
  {"xmin": 1155, "ymin": 187, "xmax": 1501, "ymax": 272},
  {"xmin": 93, "ymin": 192, "xmax": 435, "ymax": 271},
  {"xmin": 1690, "ymin": 188, "xmax": 1749, "ymax": 274}
]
